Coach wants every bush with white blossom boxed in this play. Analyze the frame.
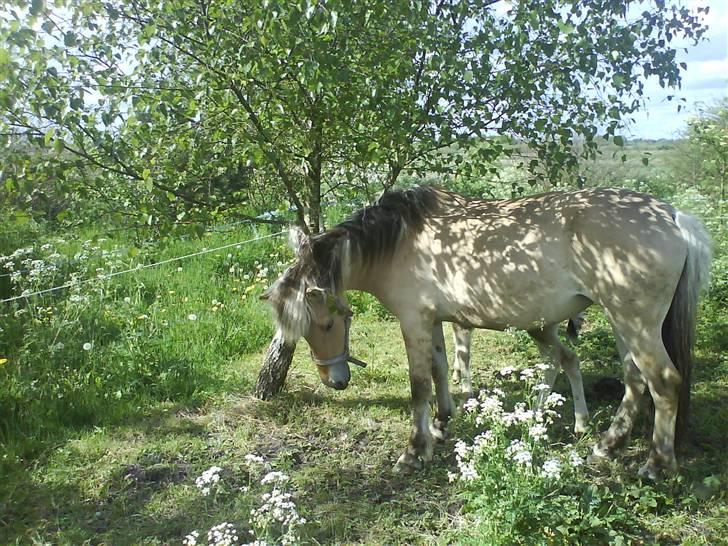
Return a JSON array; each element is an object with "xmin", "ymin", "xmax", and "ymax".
[
  {"xmin": 449, "ymin": 364, "xmax": 642, "ymax": 544},
  {"xmin": 184, "ymin": 455, "xmax": 306, "ymax": 545}
]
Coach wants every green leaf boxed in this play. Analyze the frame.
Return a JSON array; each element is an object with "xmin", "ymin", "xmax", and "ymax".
[
  {"xmin": 44, "ymin": 127, "xmax": 55, "ymax": 146},
  {"xmin": 614, "ymin": 135, "xmax": 624, "ymax": 147}
]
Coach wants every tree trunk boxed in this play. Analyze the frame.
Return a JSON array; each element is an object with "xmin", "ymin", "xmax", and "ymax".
[
  {"xmin": 255, "ymin": 103, "xmax": 322, "ymax": 400},
  {"xmin": 254, "ymin": 330, "xmax": 296, "ymax": 400}
]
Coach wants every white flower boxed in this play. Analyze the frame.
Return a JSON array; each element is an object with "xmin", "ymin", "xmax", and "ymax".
[
  {"xmin": 544, "ymin": 392, "xmax": 566, "ymax": 408},
  {"xmin": 541, "ymin": 458, "xmax": 562, "ymax": 479},
  {"xmin": 528, "ymin": 423, "xmax": 548, "ymax": 441},
  {"xmin": 244, "ymin": 454, "xmax": 266, "ymax": 466},
  {"xmin": 532, "ymin": 383, "xmax": 551, "ymax": 393},
  {"xmin": 207, "ymin": 522, "xmax": 239, "ymax": 546},
  {"xmin": 519, "ymin": 368, "xmax": 536, "ymax": 380},
  {"xmin": 462, "ymin": 397, "xmax": 479, "ymax": 413},
  {"xmin": 506, "ymin": 439, "xmax": 532, "ymax": 467},
  {"xmin": 183, "ymin": 530, "xmax": 200, "ymax": 546},
  {"xmin": 82, "ymin": 342, "xmax": 93, "ymax": 351},
  {"xmin": 195, "ymin": 466, "xmax": 223, "ymax": 496},
  {"xmin": 569, "ymin": 451, "xmax": 584, "ymax": 468},
  {"xmin": 457, "ymin": 460, "xmax": 478, "ymax": 481},
  {"xmin": 499, "ymin": 366, "xmax": 516, "ymax": 377},
  {"xmin": 261, "ymin": 471, "xmax": 289, "ymax": 485},
  {"xmin": 188, "ymin": 314, "xmax": 197, "ymax": 321},
  {"xmin": 535, "ymin": 363, "xmax": 552, "ymax": 371},
  {"xmin": 123, "ymin": 296, "xmax": 131, "ymax": 303},
  {"xmin": 177, "ymin": 266, "xmax": 183, "ymax": 272}
]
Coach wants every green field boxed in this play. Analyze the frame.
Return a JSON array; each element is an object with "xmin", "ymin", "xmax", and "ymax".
[{"xmin": 1, "ymin": 141, "xmax": 727, "ymax": 545}]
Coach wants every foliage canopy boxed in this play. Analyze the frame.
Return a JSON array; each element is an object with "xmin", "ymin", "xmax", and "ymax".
[{"xmin": 0, "ymin": 0, "xmax": 707, "ymax": 231}]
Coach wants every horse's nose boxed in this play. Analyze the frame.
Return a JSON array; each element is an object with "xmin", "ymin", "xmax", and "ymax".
[{"xmin": 332, "ymin": 379, "xmax": 349, "ymax": 390}]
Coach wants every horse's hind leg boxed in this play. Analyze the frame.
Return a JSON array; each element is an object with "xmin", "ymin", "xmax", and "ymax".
[
  {"xmin": 451, "ymin": 324, "xmax": 473, "ymax": 398},
  {"xmin": 431, "ymin": 323, "xmax": 454, "ymax": 442},
  {"xmin": 529, "ymin": 324, "xmax": 589, "ymax": 435},
  {"xmin": 600, "ymin": 321, "xmax": 681, "ymax": 478},
  {"xmin": 591, "ymin": 331, "xmax": 647, "ymax": 460}
]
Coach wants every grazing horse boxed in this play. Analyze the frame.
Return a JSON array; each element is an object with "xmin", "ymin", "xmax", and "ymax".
[
  {"xmin": 262, "ymin": 187, "xmax": 711, "ymax": 479},
  {"xmin": 449, "ymin": 314, "xmax": 590, "ymax": 434}
]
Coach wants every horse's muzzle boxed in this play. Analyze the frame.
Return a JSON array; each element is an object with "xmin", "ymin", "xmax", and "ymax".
[{"xmin": 318, "ymin": 361, "xmax": 351, "ymax": 390}]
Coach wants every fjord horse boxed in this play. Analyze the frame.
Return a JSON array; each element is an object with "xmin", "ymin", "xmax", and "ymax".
[{"xmin": 262, "ymin": 187, "xmax": 711, "ymax": 479}]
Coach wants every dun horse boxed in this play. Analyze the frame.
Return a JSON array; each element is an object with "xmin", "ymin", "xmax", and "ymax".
[{"xmin": 262, "ymin": 187, "xmax": 711, "ymax": 479}]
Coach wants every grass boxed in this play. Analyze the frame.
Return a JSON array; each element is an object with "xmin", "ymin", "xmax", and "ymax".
[{"xmin": 1, "ymin": 306, "xmax": 726, "ymax": 544}]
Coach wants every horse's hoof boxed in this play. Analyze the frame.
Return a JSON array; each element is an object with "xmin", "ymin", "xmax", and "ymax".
[
  {"xmin": 573, "ymin": 417, "xmax": 589, "ymax": 437},
  {"xmin": 637, "ymin": 462, "xmax": 661, "ymax": 481},
  {"xmin": 430, "ymin": 419, "xmax": 448, "ymax": 443},
  {"xmin": 393, "ymin": 452, "xmax": 423, "ymax": 474},
  {"xmin": 638, "ymin": 455, "xmax": 677, "ymax": 481},
  {"xmin": 586, "ymin": 443, "xmax": 611, "ymax": 464}
]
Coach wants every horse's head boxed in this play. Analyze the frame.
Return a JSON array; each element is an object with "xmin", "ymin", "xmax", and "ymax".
[{"xmin": 261, "ymin": 227, "xmax": 366, "ymax": 390}]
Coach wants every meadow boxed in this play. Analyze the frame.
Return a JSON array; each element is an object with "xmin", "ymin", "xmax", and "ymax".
[{"xmin": 1, "ymin": 140, "xmax": 726, "ymax": 545}]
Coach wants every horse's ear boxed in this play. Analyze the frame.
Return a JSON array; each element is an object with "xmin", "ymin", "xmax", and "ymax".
[
  {"xmin": 305, "ymin": 286, "xmax": 326, "ymax": 304},
  {"xmin": 289, "ymin": 226, "xmax": 310, "ymax": 257}
]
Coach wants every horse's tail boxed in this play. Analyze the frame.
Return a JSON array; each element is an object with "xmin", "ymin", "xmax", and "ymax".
[
  {"xmin": 566, "ymin": 311, "xmax": 586, "ymax": 342},
  {"xmin": 663, "ymin": 211, "xmax": 712, "ymax": 444}
]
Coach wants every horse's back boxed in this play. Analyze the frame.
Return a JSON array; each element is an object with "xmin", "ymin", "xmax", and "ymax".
[{"xmin": 388, "ymin": 188, "xmax": 687, "ymax": 329}]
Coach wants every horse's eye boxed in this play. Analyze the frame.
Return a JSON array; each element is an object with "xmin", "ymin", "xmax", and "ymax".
[{"xmin": 324, "ymin": 319, "xmax": 334, "ymax": 331}]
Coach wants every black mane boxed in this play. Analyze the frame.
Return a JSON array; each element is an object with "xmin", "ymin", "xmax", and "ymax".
[{"xmin": 309, "ymin": 186, "xmax": 440, "ymax": 291}]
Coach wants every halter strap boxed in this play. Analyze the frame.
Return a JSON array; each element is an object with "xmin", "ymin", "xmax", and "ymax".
[{"xmin": 311, "ymin": 315, "xmax": 367, "ymax": 368}]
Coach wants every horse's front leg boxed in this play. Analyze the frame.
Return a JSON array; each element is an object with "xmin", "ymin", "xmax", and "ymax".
[
  {"xmin": 394, "ymin": 318, "xmax": 434, "ymax": 473},
  {"xmin": 431, "ymin": 323, "xmax": 454, "ymax": 442}
]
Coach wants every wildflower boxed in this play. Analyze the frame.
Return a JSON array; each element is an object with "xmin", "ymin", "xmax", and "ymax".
[
  {"xmin": 454, "ymin": 440, "xmax": 470, "ymax": 459},
  {"xmin": 519, "ymin": 368, "xmax": 536, "ymax": 380},
  {"xmin": 535, "ymin": 363, "xmax": 552, "ymax": 371},
  {"xmin": 244, "ymin": 454, "xmax": 266, "ymax": 466},
  {"xmin": 207, "ymin": 522, "xmax": 239, "ymax": 546},
  {"xmin": 82, "ymin": 342, "xmax": 93, "ymax": 351},
  {"xmin": 0, "ymin": 358, "xmax": 7, "ymax": 366},
  {"xmin": 541, "ymin": 458, "xmax": 562, "ymax": 479},
  {"xmin": 458, "ymin": 460, "xmax": 478, "ymax": 481},
  {"xmin": 188, "ymin": 313, "xmax": 198, "ymax": 321},
  {"xmin": 195, "ymin": 465, "xmax": 223, "ymax": 496},
  {"xmin": 528, "ymin": 423, "xmax": 548, "ymax": 441},
  {"xmin": 123, "ymin": 296, "xmax": 131, "ymax": 304},
  {"xmin": 462, "ymin": 397, "xmax": 479, "ymax": 413},
  {"xmin": 261, "ymin": 471, "xmax": 290, "ymax": 485},
  {"xmin": 544, "ymin": 392, "xmax": 566, "ymax": 408},
  {"xmin": 532, "ymin": 383, "xmax": 551, "ymax": 393},
  {"xmin": 569, "ymin": 451, "xmax": 584, "ymax": 468},
  {"xmin": 177, "ymin": 267, "xmax": 183, "ymax": 272},
  {"xmin": 499, "ymin": 366, "xmax": 516, "ymax": 377},
  {"xmin": 183, "ymin": 530, "xmax": 200, "ymax": 546},
  {"xmin": 506, "ymin": 440, "xmax": 532, "ymax": 468}
]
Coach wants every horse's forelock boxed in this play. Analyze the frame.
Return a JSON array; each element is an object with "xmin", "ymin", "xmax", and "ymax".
[{"xmin": 266, "ymin": 264, "xmax": 312, "ymax": 343}]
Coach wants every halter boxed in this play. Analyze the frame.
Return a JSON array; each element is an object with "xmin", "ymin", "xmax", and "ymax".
[{"xmin": 311, "ymin": 314, "xmax": 368, "ymax": 368}]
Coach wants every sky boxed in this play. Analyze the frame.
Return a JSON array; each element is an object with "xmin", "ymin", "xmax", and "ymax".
[{"xmin": 627, "ymin": 0, "xmax": 728, "ymax": 139}]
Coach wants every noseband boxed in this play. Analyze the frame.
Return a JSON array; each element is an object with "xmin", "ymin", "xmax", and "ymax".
[{"xmin": 311, "ymin": 315, "xmax": 368, "ymax": 368}]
